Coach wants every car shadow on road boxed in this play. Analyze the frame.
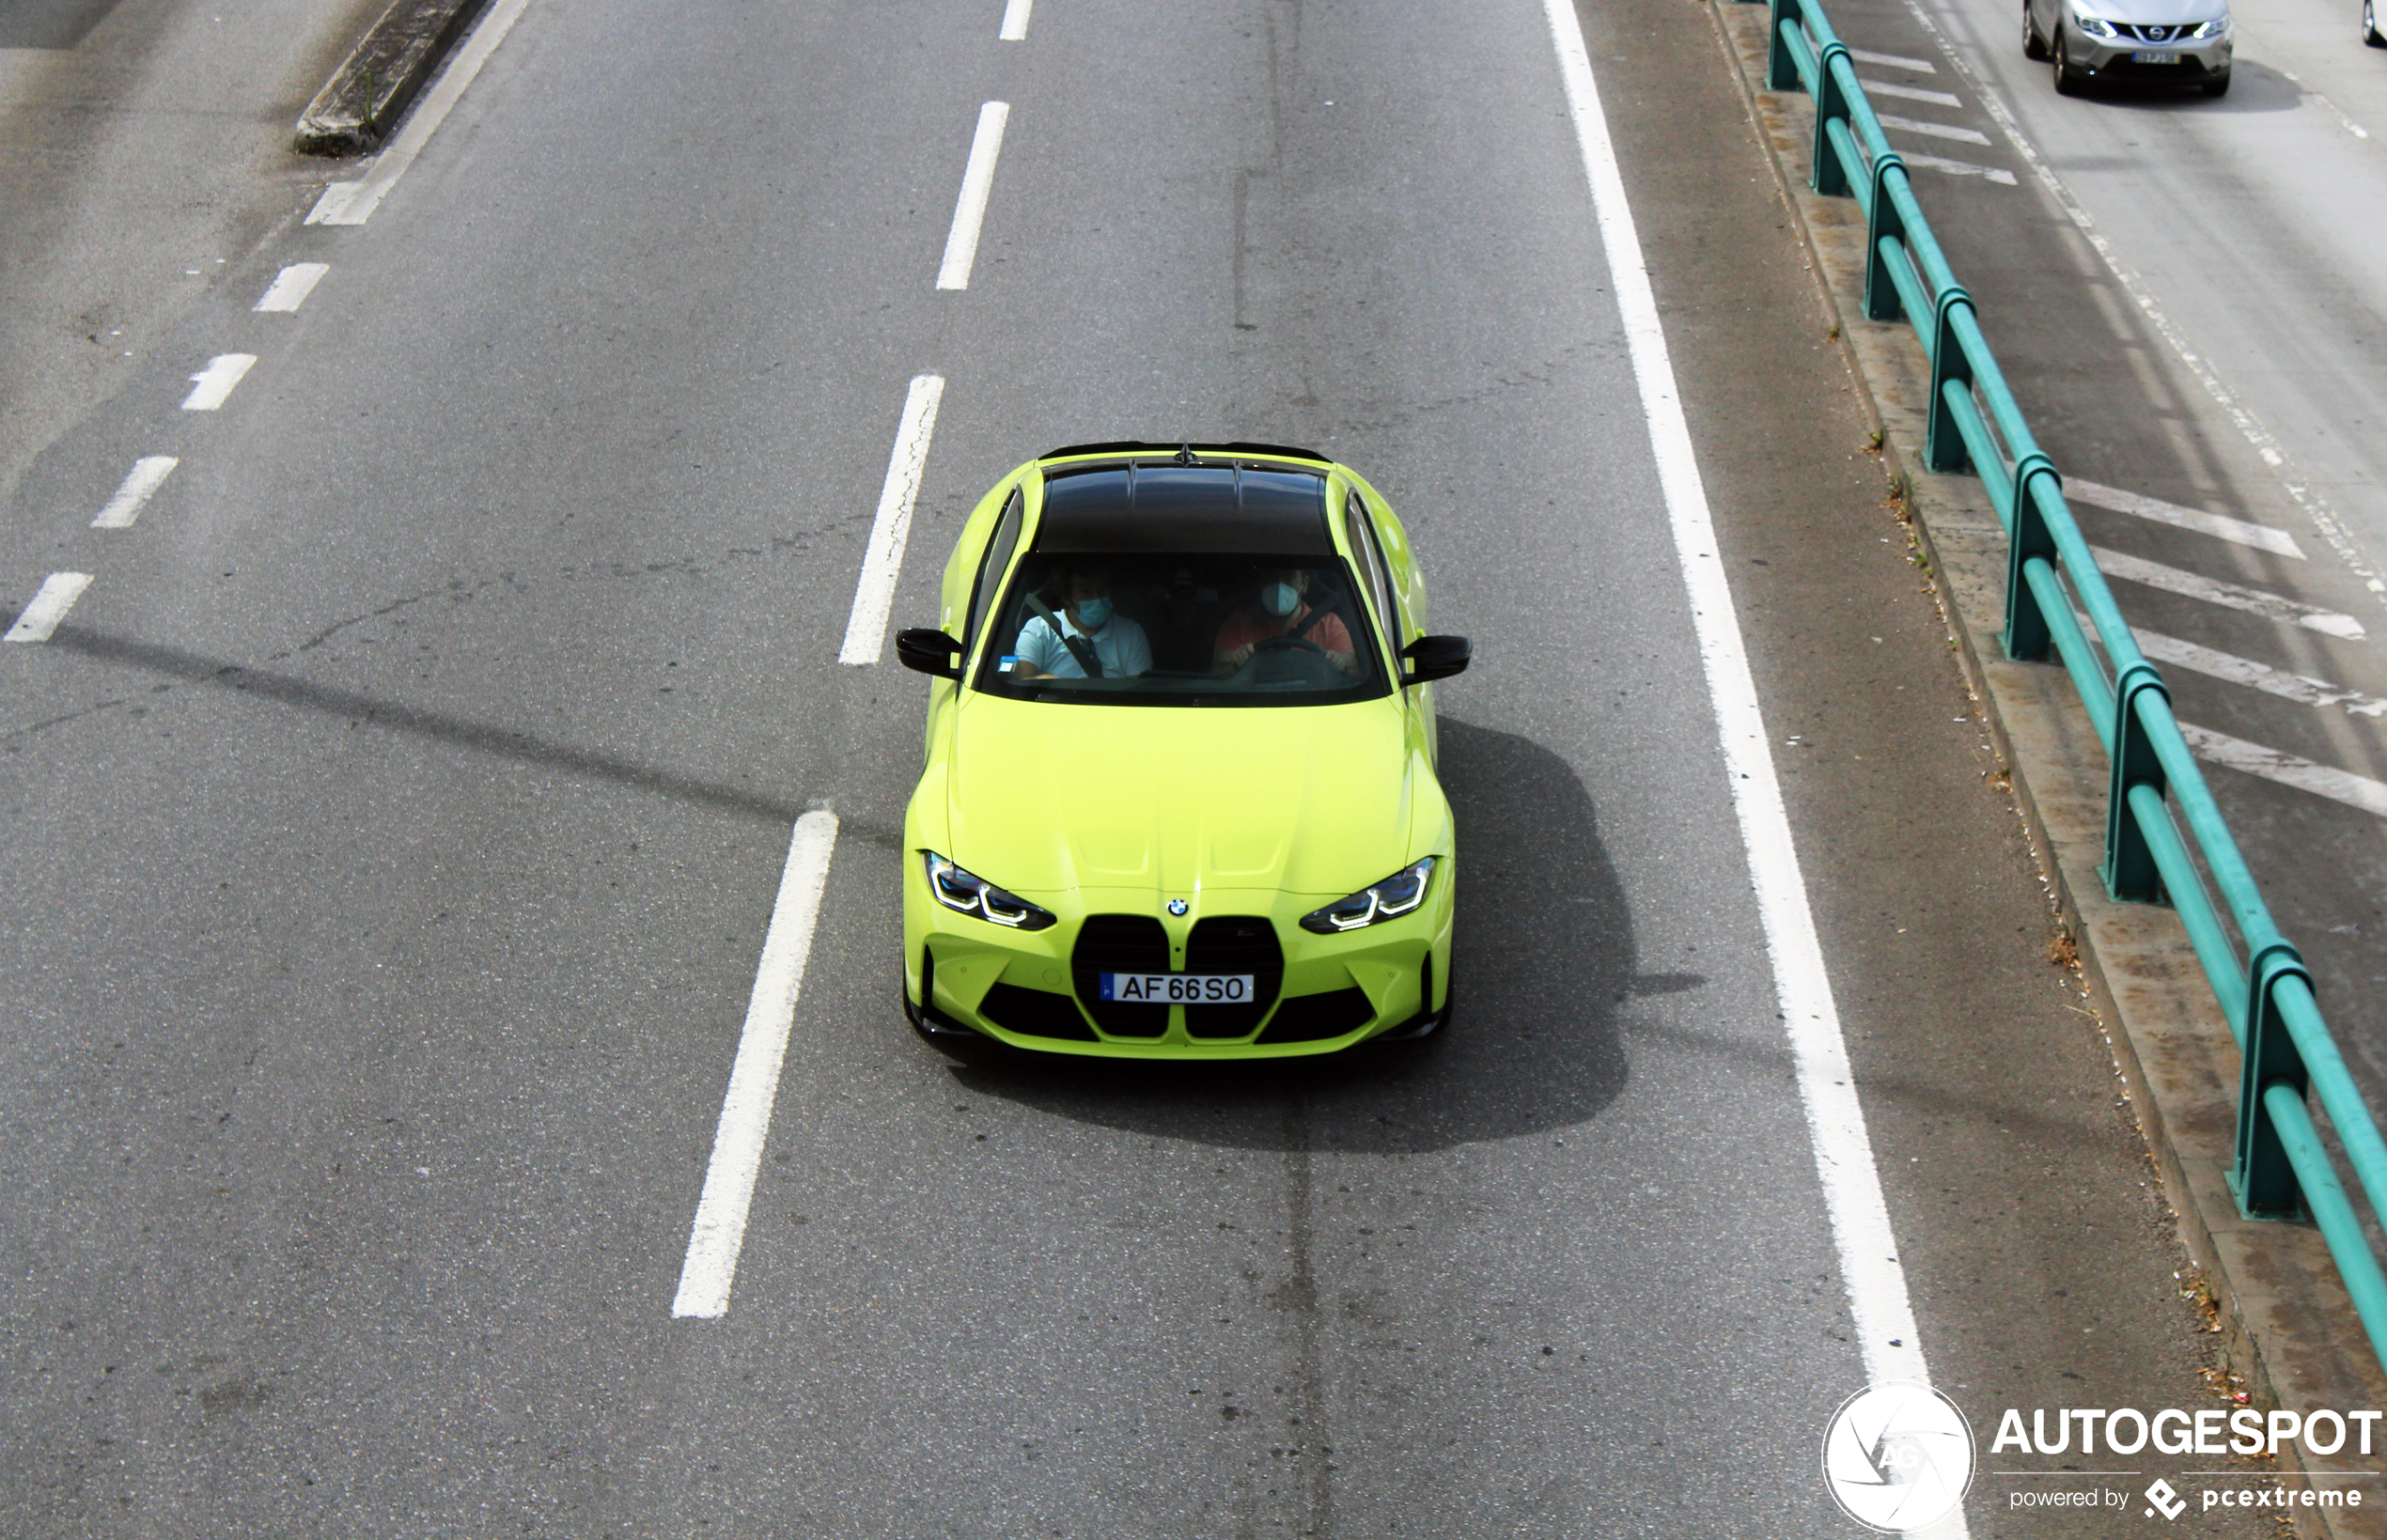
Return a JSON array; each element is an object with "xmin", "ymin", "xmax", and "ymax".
[{"xmin": 947, "ymin": 716, "xmax": 1644, "ymax": 1154}]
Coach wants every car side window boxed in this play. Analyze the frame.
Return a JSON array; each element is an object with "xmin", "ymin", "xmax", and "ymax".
[
  {"xmin": 1344, "ymin": 492, "xmax": 1403, "ymax": 652},
  {"xmin": 963, "ymin": 489, "xmax": 1025, "ymax": 661}
]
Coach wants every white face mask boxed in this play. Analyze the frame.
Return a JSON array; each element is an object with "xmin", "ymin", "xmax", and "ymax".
[{"xmin": 1261, "ymin": 581, "xmax": 1301, "ymax": 617}]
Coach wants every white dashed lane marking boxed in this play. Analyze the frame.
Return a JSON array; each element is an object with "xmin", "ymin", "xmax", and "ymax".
[
  {"xmin": 254, "ymin": 263, "xmax": 329, "ymax": 313},
  {"xmin": 936, "ymin": 101, "xmax": 1011, "ymax": 291},
  {"xmin": 5, "ymin": 573, "xmax": 93, "ymax": 644},
  {"xmin": 839, "ymin": 374, "xmax": 947, "ymax": 666},
  {"xmin": 999, "ymin": 0, "xmax": 1033, "ymax": 40},
  {"xmin": 91, "ymin": 457, "xmax": 178, "ymax": 529},
  {"xmin": 673, "ymin": 810, "xmax": 839, "ymax": 1319},
  {"xmin": 180, "ymin": 354, "xmax": 256, "ymax": 412}
]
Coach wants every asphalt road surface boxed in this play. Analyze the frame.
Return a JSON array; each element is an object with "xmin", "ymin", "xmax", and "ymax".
[
  {"xmin": 1813, "ymin": 0, "xmax": 2387, "ymax": 1120},
  {"xmin": 0, "ymin": 0, "xmax": 2287, "ymax": 1534}
]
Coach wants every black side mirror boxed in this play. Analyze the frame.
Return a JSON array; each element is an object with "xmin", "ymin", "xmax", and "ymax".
[
  {"xmin": 1400, "ymin": 634, "xmax": 1471, "ymax": 686},
  {"xmin": 896, "ymin": 628, "xmax": 963, "ymax": 679}
]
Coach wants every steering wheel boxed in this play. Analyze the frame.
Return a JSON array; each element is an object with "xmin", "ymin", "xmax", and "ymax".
[
  {"xmin": 1231, "ymin": 633, "xmax": 1329, "ymax": 686},
  {"xmin": 1254, "ymin": 636, "xmax": 1326, "ymax": 656}
]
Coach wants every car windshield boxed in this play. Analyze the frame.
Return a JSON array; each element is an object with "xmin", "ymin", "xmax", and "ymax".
[{"xmin": 973, "ymin": 551, "xmax": 1391, "ymax": 706}]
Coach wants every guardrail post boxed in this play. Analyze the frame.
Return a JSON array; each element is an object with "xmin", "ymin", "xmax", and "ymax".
[
  {"xmin": 1810, "ymin": 43, "xmax": 1855, "ymax": 196},
  {"xmin": 2235, "ymin": 943, "xmax": 2316, "ymax": 1221},
  {"xmin": 1925, "ymin": 288, "xmax": 1975, "ymax": 472},
  {"xmin": 1769, "ymin": 0, "xmax": 1806, "ymax": 90},
  {"xmin": 1864, "ymin": 159, "xmax": 1909, "ymax": 320},
  {"xmin": 2102, "ymin": 661, "xmax": 2171, "ymax": 902},
  {"xmin": 2003, "ymin": 453, "xmax": 2060, "ymax": 660}
]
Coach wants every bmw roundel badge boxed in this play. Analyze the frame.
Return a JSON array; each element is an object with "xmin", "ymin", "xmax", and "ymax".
[{"xmin": 1167, "ymin": 898, "xmax": 1190, "ymax": 916}]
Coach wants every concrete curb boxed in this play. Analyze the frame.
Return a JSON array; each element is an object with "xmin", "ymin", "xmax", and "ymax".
[
  {"xmin": 293, "ymin": 0, "xmax": 494, "ymax": 156},
  {"xmin": 1700, "ymin": 4, "xmax": 2387, "ymax": 1534}
]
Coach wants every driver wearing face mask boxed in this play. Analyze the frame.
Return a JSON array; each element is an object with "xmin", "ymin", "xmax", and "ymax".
[
  {"xmin": 1212, "ymin": 567, "xmax": 1357, "ymax": 677},
  {"xmin": 1013, "ymin": 565, "xmax": 1153, "ymax": 680}
]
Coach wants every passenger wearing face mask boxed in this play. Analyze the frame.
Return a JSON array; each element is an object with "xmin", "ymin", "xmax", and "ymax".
[
  {"xmin": 1012, "ymin": 564, "xmax": 1152, "ymax": 680},
  {"xmin": 1212, "ymin": 567, "xmax": 1357, "ymax": 677}
]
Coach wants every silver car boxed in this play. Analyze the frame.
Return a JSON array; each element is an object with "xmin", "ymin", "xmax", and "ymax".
[{"xmin": 2025, "ymin": 0, "xmax": 2233, "ymax": 94}]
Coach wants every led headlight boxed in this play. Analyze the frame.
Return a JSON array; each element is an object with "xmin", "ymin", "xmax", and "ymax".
[
  {"xmin": 923, "ymin": 852, "xmax": 1056, "ymax": 930},
  {"xmin": 2073, "ymin": 12, "xmax": 2117, "ymax": 34},
  {"xmin": 1300, "ymin": 857, "xmax": 1437, "ymax": 934},
  {"xmin": 2191, "ymin": 14, "xmax": 2228, "ymax": 36}
]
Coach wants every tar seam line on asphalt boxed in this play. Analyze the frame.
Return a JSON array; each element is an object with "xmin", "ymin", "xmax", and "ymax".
[
  {"xmin": 673, "ymin": 810, "xmax": 840, "ymax": 1319},
  {"xmin": 840, "ymin": 374, "xmax": 948, "ymax": 665},
  {"xmin": 2066, "ymin": 476, "xmax": 2306, "ymax": 558},
  {"xmin": 1892, "ymin": 0, "xmax": 2387, "ymax": 602},
  {"xmin": 2090, "ymin": 545, "xmax": 2365, "ymax": 638},
  {"xmin": 936, "ymin": 102, "xmax": 1011, "ymax": 290},
  {"xmin": 304, "ymin": 0, "xmax": 535, "ymax": 226},
  {"xmin": 6, "ymin": 573, "xmax": 94, "ymax": 644},
  {"xmin": 1000, "ymin": 0, "xmax": 1033, "ymax": 40},
  {"xmin": 180, "ymin": 354, "xmax": 256, "ymax": 411},
  {"xmin": 2179, "ymin": 723, "xmax": 2387, "ymax": 818},
  {"xmin": 255, "ymin": 263, "xmax": 329, "ymax": 312},
  {"xmin": 1541, "ymin": 0, "xmax": 1963, "ymax": 1481},
  {"xmin": 91, "ymin": 457, "xmax": 178, "ymax": 529}
]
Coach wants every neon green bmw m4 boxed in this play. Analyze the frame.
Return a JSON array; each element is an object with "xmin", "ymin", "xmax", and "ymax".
[{"xmin": 895, "ymin": 443, "xmax": 1470, "ymax": 1059}]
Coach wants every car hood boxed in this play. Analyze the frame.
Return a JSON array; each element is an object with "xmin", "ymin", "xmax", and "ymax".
[
  {"xmin": 2083, "ymin": 0, "xmax": 2222, "ymax": 23},
  {"xmin": 944, "ymin": 693, "xmax": 1421, "ymax": 900}
]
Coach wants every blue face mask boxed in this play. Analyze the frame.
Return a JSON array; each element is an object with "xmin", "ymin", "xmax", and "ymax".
[
  {"xmin": 1073, "ymin": 597, "xmax": 1112, "ymax": 629},
  {"xmin": 1261, "ymin": 582, "xmax": 1301, "ymax": 617}
]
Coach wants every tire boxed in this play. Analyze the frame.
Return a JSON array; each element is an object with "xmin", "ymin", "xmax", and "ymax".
[
  {"xmin": 2366, "ymin": 0, "xmax": 2385, "ymax": 46},
  {"xmin": 2024, "ymin": 0, "xmax": 2050, "ymax": 58},
  {"xmin": 2202, "ymin": 70, "xmax": 2231, "ymax": 95},
  {"xmin": 2052, "ymin": 27, "xmax": 2080, "ymax": 93}
]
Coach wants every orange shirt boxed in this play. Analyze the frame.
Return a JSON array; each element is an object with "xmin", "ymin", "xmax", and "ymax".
[{"xmin": 1215, "ymin": 602, "xmax": 1355, "ymax": 660}]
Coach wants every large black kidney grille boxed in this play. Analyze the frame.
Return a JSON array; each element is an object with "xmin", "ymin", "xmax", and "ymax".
[
  {"xmin": 1070, "ymin": 914, "xmax": 1171, "ymax": 1036},
  {"xmin": 1183, "ymin": 916, "xmax": 1284, "ymax": 1037}
]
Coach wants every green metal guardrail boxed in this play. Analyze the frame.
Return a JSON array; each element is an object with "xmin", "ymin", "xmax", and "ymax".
[{"xmin": 1754, "ymin": 0, "xmax": 2387, "ymax": 1374}]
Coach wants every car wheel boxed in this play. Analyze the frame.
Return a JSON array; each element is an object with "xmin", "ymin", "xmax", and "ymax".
[
  {"xmin": 2367, "ymin": 0, "xmax": 2385, "ymax": 45},
  {"xmin": 2052, "ymin": 26, "xmax": 2079, "ymax": 93},
  {"xmin": 2201, "ymin": 70, "xmax": 2231, "ymax": 94},
  {"xmin": 2024, "ymin": 0, "xmax": 2050, "ymax": 58}
]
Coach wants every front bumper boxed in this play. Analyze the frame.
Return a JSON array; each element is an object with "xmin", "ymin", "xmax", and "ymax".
[
  {"xmin": 901, "ymin": 860, "xmax": 1456, "ymax": 1059},
  {"xmin": 2069, "ymin": 31, "xmax": 2229, "ymax": 80}
]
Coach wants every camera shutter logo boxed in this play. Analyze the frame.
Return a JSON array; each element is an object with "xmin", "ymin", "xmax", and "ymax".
[{"xmin": 1821, "ymin": 1382, "xmax": 1975, "ymax": 1532}]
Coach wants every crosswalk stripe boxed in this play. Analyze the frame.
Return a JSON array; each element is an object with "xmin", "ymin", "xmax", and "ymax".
[
  {"xmin": 2179, "ymin": 723, "xmax": 2387, "ymax": 818},
  {"xmin": 2066, "ymin": 477, "xmax": 2305, "ymax": 558},
  {"xmin": 2090, "ymin": 546, "xmax": 2365, "ymax": 638}
]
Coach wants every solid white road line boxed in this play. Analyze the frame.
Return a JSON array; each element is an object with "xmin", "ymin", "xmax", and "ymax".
[
  {"xmin": 673, "ymin": 810, "xmax": 840, "ymax": 1319},
  {"xmin": 91, "ymin": 457, "xmax": 179, "ymax": 529},
  {"xmin": 1892, "ymin": 0, "xmax": 2386, "ymax": 602},
  {"xmin": 1896, "ymin": 151, "xmax": 2018, "ymax": 185},
  {"xmin": 2180, "ymin": 723, "xmax": 2387, "ymax": 818},
  {"xmin": 1542, "ymin": 0, "xmax": 1962, "ymax": 1488},
  {"xmin": 2078, "ymin": 613, "xmax": 2387, "ymax": 717},
  {"xmin": 936, "ymin": 101, "xmax": 1011, "ymax": 291},
  {"xmin": 179, "ymin": 354, "xmax": 256, "ymax": 412},
  {"xmin": 1850, "ymin": 46, "xmax": 1936, "ymax": 70},
  {"xmin": 2064, "ymin": 476, "xmax": 2306, "ymax": 558},
  {"xmin": 304, "ymin": 0, "xmax": 534, "ymax": 226},
  {"xmin": 1000, "ymin": 0, "xmax": 1034, "ymax": 40},
  {"xmin": 5, "ymin": 573, "xmax": 93, "ymax": 644},
  {"xmin": 839, "ymin": 375, "xmax": 947, "ymax": 665},
  {"xmin": 2091, "ymin": 546, "xmax": 2365, "ymax": 639},
  {"xmin": 1861, "ymin": 78, "xmax": 1963, "ymax": 106},
  {"xmin": 254, "ymin": 262, "xmax": 330, "ymax": 313},
  {"xmin": 1876, "ymin": 113, "xmax": 1991, "ymax": 146}
]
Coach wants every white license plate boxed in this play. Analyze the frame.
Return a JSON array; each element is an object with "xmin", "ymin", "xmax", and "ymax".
[
  {"xmin": 2131, "ymin": 49, "xmax": 2180, "ymax": 62},
  {"xmin": 1099, "ymin": 972, "xmax": 1255, "ymax": 1003}
]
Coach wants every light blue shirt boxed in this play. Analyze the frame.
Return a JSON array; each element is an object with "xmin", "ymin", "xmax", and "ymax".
[{"xmin": 1014, "ymin": 611, "xmax": 1152, "ymax": 679}]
